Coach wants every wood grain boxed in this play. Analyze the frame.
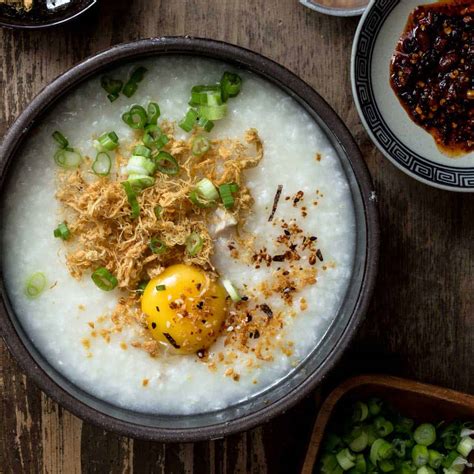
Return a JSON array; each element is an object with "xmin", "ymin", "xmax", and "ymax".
[{"xmin": 1, "ymin": 0, "xmax": 473, "ymax": 473}]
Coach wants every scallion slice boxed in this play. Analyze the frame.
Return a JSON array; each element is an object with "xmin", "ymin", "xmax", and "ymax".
[
  {"xmin": 196, "ymin": 178, "xmax": 219, "ymax": 201},
  {"xmin": 222, "ymin": 279, "xmax": 241, "ymax": 302},
  {"xmin": 155, "ymin": 151, "xmax": 179, "ymax": 175},
  {"xmin": 191, "ymin": 135, "xmax": 210, "ymax": 156},
  {"xmin": 149, "ymin": 237, "xmax": 166, "ymax": 254},
  {"xmin": 185, "ymin": 232, "xmax": 203, "ymax": 256},
  {"xmin": 198, "ymin": 103, "xmax": 228, "ymax": 121},
  {"xmin": 143, "ymin": 124, "xmax": 167, "ymax": 149},
  {"xmin": 97, "ymin": 131, "xmax": 119, "ymax": 151},
  {"xmin": 137, "ymin": 280, "xmax": 149, "ymax": 294},
  {"xmin": 53, "ymin": 222, "xmax": 71, "ymax": 240},
  {"xmin": 123, "ymin": 66, "xmax": 147, "ymax": 98},
  {"xmin": 54, "ymin": 148, "xmax": 82, "ymax": 169},
  {"xmin": 412, "ymin": 445, "xmax": 429, "ymax": 467},
  {"xmin": 147, "ymin": 102, "xmax": 161, "ymax": 124},
  {"xmin": 218, "ymin": 183, "xmax": 237, "ymax": 209},
  {"xmin": 156, "ymin": 284, "xmax": 166, "ymax": 291},
  {"xmin": 127, "ymin": 155, "xmax": 156, "ymax": 175},
  {"xmin": 52, "ymin": 131, "xmax": 69, "ymax": 149},
  {"xmin": 92, "ymin": 152, "xmax": 112, "ymax": 176},
  {"xmin": 127, "ymin": 174, "xmax": 155, "ymax": 190},
  {"xmin": 190, "ymin": 85, "xmax": 223, "ymax": 106},
  {"xmin": 122, "ymin": 105, "xmax": 148, "ymax": 129},
  {"xmin": 91, "ymin": 267, "xmax": 118, "ymax": 291},
  {"xmin": 414, "ymin": 424, "xmax": 436, "ymax": 447},
  {"xmin": 336, "ymin": 448, "xmax": 355, "ymax": 471},
  {"xmin": 197, "ymin": 116, "xmax": 214, "ymax": 132},
  {"xmin": 24, "ymin": 272, "xmax": 47, "ymax": 299},
  {"xmin": 221, "ymin": 71, "xmax": 242, "ymax": 101},
  {"xmin": 100, "ymin": 76, "xmax": 123, "ymax": 102},
  {"xmin": 154, "ymin": 205, "xmax": 163, "ymax": 218},
  {"xmin": 121, "ymin": 181, "xmax": 140, "ymax": 218},
  {"xmin": 179, "ymin": 108, "xmax": 199, "ymax": 132},
  {"xmin": 457, "ymin": 436, "xmax": 474, "ymax": 457},
  {"xmin": 133, "ymin": 145, "xmax": 151, "ymax": 158}
]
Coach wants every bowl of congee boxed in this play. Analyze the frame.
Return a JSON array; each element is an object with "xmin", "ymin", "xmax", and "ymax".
[{"xmin": 0, "ymin": 38, "xmax": 379, "ymax": 441}]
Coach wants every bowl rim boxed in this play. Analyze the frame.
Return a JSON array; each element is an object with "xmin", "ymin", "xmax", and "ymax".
[
  {"xmin": 0, "ymin": 36, "xmax": 379, "ymax": 442},
  {"xmin": 351, "ymin": 0, "xmax": 474, "ymax": 192},
  {"xmin": 299, "ymin": 0, "xmax": 367, "ymax": 17},
  {"xmin": 0, "ymin": 0, "xmax": 97, "ymax": 30}
]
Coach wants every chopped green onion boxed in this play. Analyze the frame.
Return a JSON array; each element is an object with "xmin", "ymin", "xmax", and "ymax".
[
  {"xmin": 352, "ymin": 401, "xmax": 369, "ymax": 422},
  {"xmin": 122, "ymin": 105, "xmax": 148, "ymax": 129},
  {"xmin": 392, "ymin": 439, "xmax": 408, "ymax": 458},
  {"xmin": 154, "ymin": 134, "xmax": 169, "ymax": 150},
  {"xmin": 348, "ymin": 428, "xmax": 368, "ymax": 453},
  {"xmin": 414, "ymin": 424, "xmax": 436, "ymax": 447},
  {"xmin": 129, "ymin": 66, "xmax": 147, "ymax": 84},
  {"xmin": 336, "ymin": 448, "xmax": 355, "ymax": 471},
  {"xmin": 52, "ymin": 131, "xmax": 69, "ymax": 149},
  {"xmin": 149, "ymin": 237, "xmax": 166, "ymax": 254},
  {"xmin": 441, "ymin": 424, "xmax": 461, "ymax": 450},
  {"xmin": 24, "ymin": 272, "xmax": 47, "ymax": 299},
  {"xmin": 427, "ymin": 449, "xmax": 443, "ymax": 469},
  {"xmin": 179, "ymin": 108, "xmax": 199, "ymax": 132},
  {"xmin": 53, "ymin": 222, "xmax": 71, "ymax": 240},
  {"xmin": 323, "ymin": 433, "xmax": 345, "ymax": 454},
  {"xmin": 122, "ymin": 82, "xmax": 138, "ymax": 98},
  {"xmin": 352, "ymin": 454, "xmax": 367, "ymax": 473},
  {"xmin": 127, "ymin": 155, "xmax": 156, "ymax": 175},
  {"xmin": 191, "ymin": 135, "xmax": 210, "ymax": 156},
  {"xmin": 222, "ymin": 279, "xmax": 241, "ymax": 302},
  {"xmin": 133, "ymin": 145, "xmax": 151, "ymax": 158},
  {"xmin": 197, "ymin": 116, "xmax": 214, "ymax": 132},
  {"xmin": 457, "ymin": 436, "xmax": 474, "ymax": 457},
  {"xmin": 155, "ymin": 151, "xmax": 179, "ymax": 175},
  {"xmin": 198, "ymin": 103, "xmax": 228, "ymax": 121},
  {"xmin": 137, "ymin": 280, "xmax": 149, "ymax": 294},
  {"xmin": 368, "ymin": 398, "xmax": 383, "ymax": 416},
  {"xmin": 123, "ymin": 66, "xmax": 147, "ymax": 98},
  {"xmin": 185, "ymin": 232, "xmax": 203, "ymax": 256},
  {"xmin": 147, "ymin": 102, "xmax": 161, "ymax": 124},
  {"xmin": 190, "ymin": 85, "xmax": 223, "ymax": 106},
  {"xmin": 91, "ymin": 267, "xmax": 118, "ymax": 291},
  {"xmin": 370, "ymin": 439, "xmax": 393, "ymax": 465},
  {"xmin": 412, "ymin": 445, "xmax": 429, "ymax": 467},
  {"xmin": 218, "ymin": 183, "xmax": 237, "ymax": 209},
  {"xmin": 416, "ymin": 467, "xmax": 435, "ymax": 474},
  {"xmin": 379, "ymin": 460, "xmax": 395, "ymax": 472},
  {"xmin": 143, "ymin": 124, "xmax": 167, "ymax": 149},
  {"xmin": 54, "ymin": 148, "xmax": 82, "ymax": 169},
  {"xmin": 100, "ymin": 76, "xmax": 123, "ymax": 102},
  {"xmin": 189, "ymin": 189, "xmax": 214, "ymax": 208},
  {"xmin": 156, "ymin": 284, "xmax": 166, "ymax": 291},
  {"xmin": 320, "ymin": 454, "xmax": 343, "ymax": 474},
  {"xmin": 127, "ymin": 174, "xmax": 155, "ymax": 190},
  {"xmin": 121, "ymin": 181, "xmax": 140, "ymax": 218},
  {"xmin": 221, "ymin": 71, "xmax": 242, "ymax": 101},
  {"xmin": 374, "ymin": 416, "xmax": 394, "ymax": 437},
  {"xmin": 154, "ymin": 205, "xmax": 163, "ymax": 218},
  {"xmin": 97, "ymin": 131, "xmax": 119, "ymax": 151},
  {"xmin": 196, "ymin": 178, "xmax": 219, "ymax": 201},
  {"xmin": 92, "ymin": 152, "xmax": 112, "ymax": 176},
  {"xmin": 395, "ymin": 417, "xmax": 415, "ymax": 435}
]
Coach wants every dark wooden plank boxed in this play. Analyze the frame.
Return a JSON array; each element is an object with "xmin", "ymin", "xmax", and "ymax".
[{"xmin": 1, "ymin": 0, "xmax": 473, "ymax": 472}]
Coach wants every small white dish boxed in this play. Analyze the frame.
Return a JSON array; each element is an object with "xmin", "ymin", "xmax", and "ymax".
[
  {"xmin": 300, "ymin": 0, "xmax": 368, "ymax": 17},
  {"xmin": 351, "ymin": 0, "xmax": 474, "ymax": 191}
]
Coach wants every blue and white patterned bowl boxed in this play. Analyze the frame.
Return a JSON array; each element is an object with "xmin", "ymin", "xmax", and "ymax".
[{"xmin": 351, "ymin": 0, "xmax": 474, "ymax": 191}]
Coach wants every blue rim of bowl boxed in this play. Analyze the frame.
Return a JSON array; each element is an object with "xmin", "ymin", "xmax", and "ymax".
[
  {"xmin": 299, "ymin": 0, "xmax": 367, "ymax": 17},
  {"xmin": 351, "ymin": 0, "xmax": 474, "ymax": 192},
  {"xmin": 0, "ymin": 0, "xmax": 97, "ymax": 29}
]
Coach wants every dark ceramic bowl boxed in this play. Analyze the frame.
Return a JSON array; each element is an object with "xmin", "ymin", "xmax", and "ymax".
[
  {"xmin": 0, "ymin": 0, "xmax": 96, "ymax": 29},
  {"xmin": 0, "ymin": 37, "xmax": 379, "ymax": 442}
]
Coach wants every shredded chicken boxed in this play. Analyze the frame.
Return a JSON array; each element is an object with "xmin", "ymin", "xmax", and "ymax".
[{"xmin": 56, "ymin": 126, "xmax": 263, "ymax": 290}]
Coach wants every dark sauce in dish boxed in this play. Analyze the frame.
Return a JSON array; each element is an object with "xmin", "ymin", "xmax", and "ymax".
[{"xmin": 390, "ymin": 1, "xmax": 473, "ymax": 156}]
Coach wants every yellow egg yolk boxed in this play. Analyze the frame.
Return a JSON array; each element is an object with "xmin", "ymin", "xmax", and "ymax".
[{"xmin": 141, "ymin": 264, "xmax": 228, "ymax": 354}]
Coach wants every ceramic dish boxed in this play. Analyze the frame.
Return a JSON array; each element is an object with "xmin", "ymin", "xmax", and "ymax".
[
  {"xmin": 300, "ymin": 0, "xmax": 368, "ymax": 17},
  {"xmin": 352, "ymin": 0, "xmax": 474, "ymax": 191},
  {"xmin": 301, "ymin": 374, "xmax": 474, "ymax": 474},
  {"xmin": 0, "ymin": 37, "xmax": 379, "ymax": 441},
  {"xmin": 0, "ymin": 0, "xmax": 96, "ymax": 29}
]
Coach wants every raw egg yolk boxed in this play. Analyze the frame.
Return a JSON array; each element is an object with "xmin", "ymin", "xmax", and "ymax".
[{"xmin": 141, "ymin": 264, "xmax": 228, "ymax": 354}]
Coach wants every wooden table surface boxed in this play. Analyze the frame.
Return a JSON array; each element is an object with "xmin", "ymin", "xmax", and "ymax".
[{"xmin": 1, "ymin": 0, "xmax": 473, "ymax": 472}]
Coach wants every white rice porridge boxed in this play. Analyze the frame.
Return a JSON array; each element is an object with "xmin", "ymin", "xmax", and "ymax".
[{"xmin": 1, "ymin": 56, "xmax": 355, "ymax": 414}]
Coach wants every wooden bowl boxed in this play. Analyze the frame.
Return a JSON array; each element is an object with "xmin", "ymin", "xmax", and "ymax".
[{"xmin": 301, "ymin": 375, "xmax": 474, "ymax": 474}]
